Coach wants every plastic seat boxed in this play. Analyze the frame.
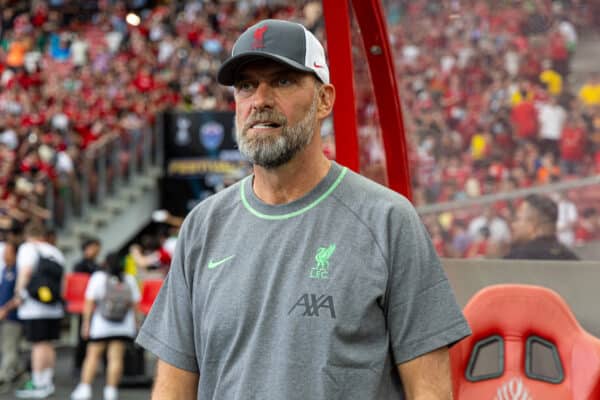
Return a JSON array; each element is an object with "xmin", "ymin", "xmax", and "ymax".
[
  {"xmin": 63, "ymin": 272, "xmax": 91, "ymax": 314},
  {"xmin": 450, "ymin": 284, "xmax": 600, "ymax": 400},
  {"xmin": 138, "ymin": 279, "xmax": 163, "ymax": 315}
]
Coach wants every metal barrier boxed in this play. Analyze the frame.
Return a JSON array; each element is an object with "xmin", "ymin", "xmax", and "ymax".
[{"xmin": 45, "ymin": 122, "xmax": 163, "ymax": 231}]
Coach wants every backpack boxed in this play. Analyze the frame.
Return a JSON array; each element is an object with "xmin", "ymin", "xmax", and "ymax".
[
  {"xmin": 26, "ymin": 249, "xmax": 64, "ymax": 304},
  {"xmin": 99, "ymin": 275, "xmax": 132, "ymax": 322}
]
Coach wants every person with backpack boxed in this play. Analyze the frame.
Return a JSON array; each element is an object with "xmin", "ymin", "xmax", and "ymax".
[
  {"xmin": 13, "ymin": 222, "xmax": 65, "ymax": 399},
  {"xmin": 70, "ymin": 252, "xmax": 140, "ymax": 400}
]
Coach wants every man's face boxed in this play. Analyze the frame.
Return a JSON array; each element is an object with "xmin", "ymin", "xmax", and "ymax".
[
  {"xmin": 233, "ymin": 60, "xmax": 320, "ymax": 168},
  {"xmin": 85, "ymin": 243, "xmax": 100, "ymax": 259},
  {"xmin": 511, "ymin": 201, "xmax": 537, "ymax": 244}
]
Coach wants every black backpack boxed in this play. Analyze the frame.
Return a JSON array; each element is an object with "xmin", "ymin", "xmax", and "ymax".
[{"xmin": 26, "ymin": 249, "xmax": 64, "ymax": 304}]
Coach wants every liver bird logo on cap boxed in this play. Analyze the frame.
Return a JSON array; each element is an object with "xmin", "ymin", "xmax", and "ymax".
[{"xmin": 252, "ymin": 25, "xmax": 268, "ymax": 49}]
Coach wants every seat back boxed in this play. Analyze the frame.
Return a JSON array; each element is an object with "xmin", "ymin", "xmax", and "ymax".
[
  {"xmin": 138, "ymin": 278, "xmax": 163, "ymax": 315},
  {"xmin": 63, "ymin": 272, "xmax": 91, "ymax": 314},
  {"xmin": 450, "ymin": 284, "xmax": 600, "ymax": 400}
]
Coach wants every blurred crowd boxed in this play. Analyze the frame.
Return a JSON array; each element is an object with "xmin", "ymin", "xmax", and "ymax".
[
  {"xmin": 1, "ymin": 0, "xmax": 600, "ymax": 258},
  {"xmin": 0, "ymin": 0, "xmax": 322, "ymax": 235},
  {"xmin": 379, "ymin": 0, "xmax": 600, "ymax": 257}
]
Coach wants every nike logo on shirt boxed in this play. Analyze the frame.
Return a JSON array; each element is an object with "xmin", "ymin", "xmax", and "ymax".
[{"xmin": 207, "ymin": 255, "xmax": 235, "ymax": 270}]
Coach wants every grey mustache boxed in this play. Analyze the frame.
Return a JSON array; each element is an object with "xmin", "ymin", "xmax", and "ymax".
[{"xmin": 244, "ymin": 112, "xmax": 287, "ymax": 130}]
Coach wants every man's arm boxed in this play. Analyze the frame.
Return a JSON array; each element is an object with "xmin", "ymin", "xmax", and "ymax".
[
  {"xmin": 397, "ymin": 346, "xmax": 453, "ymax": 400},
  {"xmin": 152, "ymin": 359, "xmax": 199, "ymax": 400}
]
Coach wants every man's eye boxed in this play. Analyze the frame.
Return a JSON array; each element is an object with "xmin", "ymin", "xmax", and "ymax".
[
  {"xmin": 277, "ymin": 78, "xmax": 293, "ymax": 86},
  {"xmin": 236, "ymin": 82, "xmax": 254, "ymax": 91}
]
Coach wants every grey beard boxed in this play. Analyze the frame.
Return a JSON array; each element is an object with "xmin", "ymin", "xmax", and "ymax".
[{"xmin": 236, "ymin": 95, "xmax": 318, "ymax": 169}]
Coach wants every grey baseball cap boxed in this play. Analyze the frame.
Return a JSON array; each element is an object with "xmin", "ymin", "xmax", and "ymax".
[{"xmin": 217, "ymin": 19, "xmax": 330, "ymax": 86}]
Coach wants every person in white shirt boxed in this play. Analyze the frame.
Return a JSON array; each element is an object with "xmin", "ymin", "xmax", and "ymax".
[
  {"xmin": 552, "ymin": 192, "xmax": 578, "ymax": 247},
  {"xmin": 71, "ymin": 253, "xmax": 140, "ymax": 400},
  {"xmin": 13, "ymin": 223, "xmax": 65, "ymax": 399},
  {"xmin": 537, "ymin": 96, "xmax": 566, "ymax": 156}
]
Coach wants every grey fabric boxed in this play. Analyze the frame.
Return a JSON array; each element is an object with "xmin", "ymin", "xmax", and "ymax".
[
  {"xmin": 136, "ymin": 162, "xmax": 470, "ymax": 399},
  {"xmin": 0, "ymin": 320, "xmax": 23, "ymax": 381}
]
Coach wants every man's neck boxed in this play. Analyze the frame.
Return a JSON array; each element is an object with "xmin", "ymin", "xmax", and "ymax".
[{"xmin": 252, "ymin": 149, "xmax": 331, "ymax": 205}]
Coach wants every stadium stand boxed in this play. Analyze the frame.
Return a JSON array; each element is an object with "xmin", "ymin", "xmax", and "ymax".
[{"xmin": 1, "ymin": 0, "xmax": 599, "ymax": 262}]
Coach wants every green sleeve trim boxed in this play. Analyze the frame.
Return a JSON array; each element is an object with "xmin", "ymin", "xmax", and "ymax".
[{"xmin": 240, "ymin": 167, "xmax": 348, "ymax": 220}]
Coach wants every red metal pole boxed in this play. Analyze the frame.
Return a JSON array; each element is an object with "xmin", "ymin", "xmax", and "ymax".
[
  {"xmin": 350, "ymin": 0, "xmax": 412, "ymax": 200},
  {"xmin": 321, "ymin": 0, "xmax": 360, "ymax": 173}
]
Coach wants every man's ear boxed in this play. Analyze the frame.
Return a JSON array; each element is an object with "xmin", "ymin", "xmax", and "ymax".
[{"xmin": 317, "ymin": 83, "xmax": 335, "ymax": 119}]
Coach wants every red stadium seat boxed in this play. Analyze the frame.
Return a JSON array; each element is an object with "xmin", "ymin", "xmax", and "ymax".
[
  {"xmin": 138, "ymin": 279, "xmax": 163, "ymax": 315},
  {"xmin": 450, "ymin": 284, "xmax": 600, "ymax": 400},
  {"xmin": 63, "ymin": 272, "xmax": 91, "ymax": 314}
]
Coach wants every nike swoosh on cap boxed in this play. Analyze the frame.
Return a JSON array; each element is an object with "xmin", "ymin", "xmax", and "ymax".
[{"xmin": 207, "ymin": 255, "xmax": 235, "ymax": 269}]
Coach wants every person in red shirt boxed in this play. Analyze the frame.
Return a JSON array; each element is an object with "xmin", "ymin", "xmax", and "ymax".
[
  {"xmin": 549, "ymin": 29, "xmax": 570, "ymax": 78},
  {"xmin": 575, "ymin": 208, "xmax": 598, "ymax": 245},
  {"xmin": 560, "ymin": 114, "xmax": 587, "ymax": 175},
  {"xmin": 465, "ymin": 226, "xmax": 490, "ymax": 258},
  {"xmin": 511, "ymin": 97, "xmax": 538, "ymax": 141},
  {"xmin": 132, "ymin": 65, "xmax": 155, "ymax": 93}
]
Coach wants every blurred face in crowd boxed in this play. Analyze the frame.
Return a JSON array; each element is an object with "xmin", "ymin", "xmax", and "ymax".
[
  {"xmin": 511, "ymin": 201, "xmax": 536, "ymax": 244},
  {"xmin": 511, "ymin": 201, "xmax": 540, "ymax": 244},
  {"xmin": 84, "ymin": 242, "xmax": 101, "ymax": 260},
  {"xmin": 233, "ymin": 60, "xmax": 322, "ymax": 168}
]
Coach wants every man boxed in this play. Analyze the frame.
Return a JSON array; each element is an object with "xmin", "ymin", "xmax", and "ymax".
[
  {"xmin": 73, "ymin": 237, "xmax": 101, "ymax": 275},
  {"xmin": 136, "ymin": 19, "xmax": 470, "ymax": 399},
  {"xmin": 505, "ymin": 194, "xmax": 579, "ymax": 260},
  {"xmin": 0, "ymin": 240, "xmax": 25, "ymax": 387},
  {"xmin": 72, "ymin": 237, "xmax": 102, "ymax": 375},
  {"xmin": 13, "ymin": 222, "xmax": 65, "ymax": 398}
]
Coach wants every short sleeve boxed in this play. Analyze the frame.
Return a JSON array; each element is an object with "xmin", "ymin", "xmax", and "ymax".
[
  {"xmin": 386, "ymin": 200, "xmax": 471, "ymax": 364},
  {"xmin": 85, "ymin": 272, "xmax": 104, "ymax": 301},
  {"xmin": 126, "ymin": 274, "xmax": 141, "ymax": 303},
  {"xmin": 16, "ymin": 243, "xmax": 38, "ymax": 271},
  {"xmin": 135, "ymin": 217, "xmax": 199, "ymax": 373}
]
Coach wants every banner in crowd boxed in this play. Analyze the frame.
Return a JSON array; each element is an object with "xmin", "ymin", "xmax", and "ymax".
[{"xmin": 161, "ymin": 111, "xmax": 250, "ymax": 215}]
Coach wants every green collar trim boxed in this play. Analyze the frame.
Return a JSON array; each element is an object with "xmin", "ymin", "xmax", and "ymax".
[{"xmin": 240, "ymin": 167, "xmax": 348, "ymax": 220}]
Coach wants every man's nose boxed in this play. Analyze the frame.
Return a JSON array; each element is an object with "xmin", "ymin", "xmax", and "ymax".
[{"xmin": 252, "ymin": 81, "xmax": 275, "ymax": 110}]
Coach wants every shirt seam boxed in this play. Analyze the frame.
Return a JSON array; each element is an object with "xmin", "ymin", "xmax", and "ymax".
[
  {"xmin": 329, "ymin": 191, "xmax": 389, "ymax": 274},
  {"xmin": 388, "ymin": 278, "xmax": 449, "ymax": 310}
]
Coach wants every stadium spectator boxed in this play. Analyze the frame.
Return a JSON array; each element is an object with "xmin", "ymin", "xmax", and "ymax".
[
  {"xmin": 70, "ymin": 252, "xmax": 140, "ymax": 400},
  {"xmin": 465, "ymin": 226, "xmax": 492, "ymax": 259},
  {"xmin": 468, "ymin": 206, "xmax": 511, "ymax": 257},
  {"xmin": 13, "ymin": 222, "xmax": 65, "ymax": 398},
  {"xmin": 73, "ymin": 237, "xmax": 101, "ymax": 275},
  {"xmin": 71, "ymin": 236, "xmax": 102, "ymax": 376},
  {"xmin": 575, "ymin": 208, "xmax": 598, "ymax": 246},
  {"xmin": 553, "ymin": 191, "xmax": 578, "ymax": 248},
  {"xmin": 559, "ymin": 113, "xmax": 587, "ymax": 174},
  {"xmin": 505, "ymin": 194, "xmax": 579, "ymax": 260},
  {"xmin": 0, "ymin": 240, "xmax": 25, "ymax": 388},
  {"xmin": 578, "ymin": 72, "xmax": 600, "ymax": 108}
]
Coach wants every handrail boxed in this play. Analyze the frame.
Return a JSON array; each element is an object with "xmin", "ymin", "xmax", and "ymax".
[
  {"xmin": 46, "ymin": 123, "xmax": 159, "ymax": 230},
  {"xmin": 417, "ymin": 175, "xmax": 600, "ymax": 215}
]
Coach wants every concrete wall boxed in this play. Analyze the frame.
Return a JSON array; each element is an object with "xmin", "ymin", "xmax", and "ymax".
[{"xmin": 443, "ymin": 258, "xmax": 600, "ymax": 337}]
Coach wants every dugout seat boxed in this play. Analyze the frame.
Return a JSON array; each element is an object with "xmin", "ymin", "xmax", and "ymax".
[
  {"xmin": 63, "ymin": 272, "xmax": 91, "ymax": 314},
  {"xmin": 63, "ymin": 272, "xmax": 91, "ymax": 345},
  {"xmin": 450, "ymin": 284, "xmax": 600, "ymax": 399},
  {"xmin": 138, "ymin": 278, "xmax": 163, "ymax": 315}
]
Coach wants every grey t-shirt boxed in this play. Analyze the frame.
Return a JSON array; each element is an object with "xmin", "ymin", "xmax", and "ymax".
[{"xmin": 136, "ymin": 162, "xmax": 470, "ymax": 399}]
